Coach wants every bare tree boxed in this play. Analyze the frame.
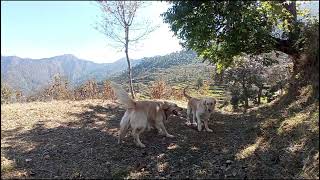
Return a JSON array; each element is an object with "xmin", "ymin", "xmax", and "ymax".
[{"xmin": 96, "ymin": 1, "xmax": 157, "ymax": 99}]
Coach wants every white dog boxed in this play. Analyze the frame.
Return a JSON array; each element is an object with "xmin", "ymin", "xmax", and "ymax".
[
  {"xmin": 183, "ymin": 86, "xmax": 216, "ymax": 132},
  {"xmin": 111, "ymin": 82, "xmax": 183, "ymax": 148}
]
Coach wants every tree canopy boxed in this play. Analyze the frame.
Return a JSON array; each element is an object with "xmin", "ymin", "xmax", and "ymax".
[{"xmin": 162, "ymin": 1, "xmax": 306, "ymax": 71}]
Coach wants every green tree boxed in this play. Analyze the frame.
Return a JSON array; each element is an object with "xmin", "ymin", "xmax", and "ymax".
[
  {"xmin": 223, "ymin": 55, "xmax": 265, "ymax": 109},
  {"xmin": 162, "ymin": 1, "xmax": 306, "ymax": 72}
]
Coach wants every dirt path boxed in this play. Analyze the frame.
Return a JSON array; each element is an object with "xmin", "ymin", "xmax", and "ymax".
[{"xmin": 1, "ymin": 100, "xmax": 316, "ymax": 178}]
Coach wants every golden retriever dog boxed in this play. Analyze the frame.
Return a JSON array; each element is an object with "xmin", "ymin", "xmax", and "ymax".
[
  {"xmin": 183, "ymin": 86, "xmax": 216, "ymax": 132},
  {"xmin": 111, "ymin": 82, "xmax": 183, "ymax": 148}
]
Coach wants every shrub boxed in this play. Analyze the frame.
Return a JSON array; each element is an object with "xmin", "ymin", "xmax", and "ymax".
[
  {"xmin": 103, "ymin": 80, "xmax": 116, "ymax": 100},
  {"xmin": 150, "ymin": 80, "xmax": 170, "ymax": 99}
]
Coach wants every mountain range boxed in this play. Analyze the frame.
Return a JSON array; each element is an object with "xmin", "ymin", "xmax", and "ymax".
[
  {"xmin": 1, "ymin": 51, "xmax": 199, "ymax": 96},
  {"xmin": 1, "ymin": 54, "xmax": 142, "ymax": 95}
]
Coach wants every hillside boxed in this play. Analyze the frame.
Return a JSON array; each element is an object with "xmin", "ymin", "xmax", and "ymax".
[
  {"xmin": 1, "ymin": 51, "xmax": 204, "ymax": 96},
  {"xmin": 111, "ymin": 50, "xmax": 216, "ymax": 87},
  {"xmin": 1, "ymin": 55, "xmax": 141, "ymax": 95},
  {"xmin": 1, "ymin": 85, "xmax": 318, "ymax": 179}
]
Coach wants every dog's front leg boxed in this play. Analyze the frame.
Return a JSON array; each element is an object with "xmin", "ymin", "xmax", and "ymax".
[
  {"xmin": 192, "ymin": 112, "xmax": 197, "ymax": 126},
  {"xmin": 118, "ymin": 112, "xmax": 130, "ymax": 144},
  {"xmin": 132, "ymin": 128, "xmax": 146, "ymax": 148},
  {"xmin": 186, "ymin": 106, "xmax": 192, "ymax": 125},
  {"xmin": 155, "ymin": 125, "xmax": 164, "ymax": 135},
  {"xmin": 196, "ymin": 112, "xmax": 202, "ymax": 132},
  {"xmin": 157, "ymin": 121, "xmax": 174, "ymax": 138},
  {"xmin": 204, "ymin": 119, "xmax": 213, "ymax": 132}
]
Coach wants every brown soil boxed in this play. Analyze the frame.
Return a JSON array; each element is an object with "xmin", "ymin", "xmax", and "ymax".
[{"xmin": 1, "ymin": 96, "xmax": 318, "ymax": 179}]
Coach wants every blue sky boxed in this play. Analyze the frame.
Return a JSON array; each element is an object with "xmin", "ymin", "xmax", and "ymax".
[
  {"xmin": 1, "ymin": 1, "xmax": 318, "ymax": 63},
  {"xmin": 1, "ymin": 1, "xmax": 182, "ymax": 63}
]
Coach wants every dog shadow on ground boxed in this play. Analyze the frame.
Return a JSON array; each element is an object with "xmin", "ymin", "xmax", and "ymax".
[{"xmin": 2, "ymin": 99, "xmax": 315, "ymax": 178}]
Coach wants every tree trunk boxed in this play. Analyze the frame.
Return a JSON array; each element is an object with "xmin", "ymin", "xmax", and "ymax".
[
  {"xmin": 242, "ymin": 78, "xmax": 249, "ymax": 109},
  {"xmin": 257, "ymin": 86, "xmax": 262, "ymax": 105},
  {"xmin": 125, "ymin": 26, "xmax": 135, "ymax": 99}
]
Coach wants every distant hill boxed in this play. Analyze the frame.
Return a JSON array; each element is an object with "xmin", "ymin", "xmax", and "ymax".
[
  {"xmin": 110, "ymin": 50, "xmax": 217, "ymax": 96},
  {"xmin": 1, "ymin": 54, "xmax": 141, "ymax": 95},
  {"xmin": 1, "ymin": 50, "xmax": 216, "ymax": 96}
]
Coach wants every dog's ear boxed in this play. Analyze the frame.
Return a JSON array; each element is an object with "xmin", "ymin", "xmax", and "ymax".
[
  {"xmin": 203, "ymin": 100, "xmax": 206, "ymax": 106},
  {"xmin": 161, "ymin": 101, "xmax": 170, "ymax": 110}
]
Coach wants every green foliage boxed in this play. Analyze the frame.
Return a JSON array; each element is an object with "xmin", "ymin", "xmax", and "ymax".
[
  {"xmin": 299, "ymin": 19, "xmax": 319, "ymax": 98},
  {"xmin": 162, "ymin": 1, "xmax": 298, "ymax": 70}
]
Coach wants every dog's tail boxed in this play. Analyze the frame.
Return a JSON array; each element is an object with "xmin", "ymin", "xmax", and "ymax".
[
  {"xmin": 183, "ymin": 86, "xmax": 192, "ymax": 100},
  {"xmin": 110, "ymin": 82, "xmax": 136, "ymax": 109}
]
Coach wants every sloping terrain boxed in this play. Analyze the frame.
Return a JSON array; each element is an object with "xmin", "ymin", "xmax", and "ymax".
[{"xmin": 1, "ymin": 86, "xmax": 318, "ymax": 179}]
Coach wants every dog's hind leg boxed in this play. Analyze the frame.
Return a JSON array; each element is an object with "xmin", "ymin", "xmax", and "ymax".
[
  {"xmin": 156, "ymin": 120, "xmax": 174, "ymax": 138},
  {"xmin": 132, "ymin": 127, "xmax": 146, "ymax": 148},
  {"xmin": 186, "ymin": 105, "xmax": 192, "ymax": 125},
  {"xmin": 196, "ymin": 112, "xmax": 202, "ymax": 132},
  {"xmin": 118, "ymin": 111, "xmax": 130, "ymax": 144}
]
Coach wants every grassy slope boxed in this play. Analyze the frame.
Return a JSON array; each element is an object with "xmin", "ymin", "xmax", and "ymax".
[{"xmin": 1, "ymin": 86, "xmax": 319, "ymax": 178}]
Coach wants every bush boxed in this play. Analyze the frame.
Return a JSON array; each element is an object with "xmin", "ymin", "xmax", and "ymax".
[
  {"xmin": 1, "ymin": 83, "xmax": 13, "ymax": 104},
  {"xmin": 102, "ymin": 80, "xmax": 116, "ymax": 100},
  {"xmin": 171, "ymin": 87, "xmax": 184, "ymax": 100},
  {"xmin": 150, "ymin": 80, "xmax": 170, "ymax": 99}
]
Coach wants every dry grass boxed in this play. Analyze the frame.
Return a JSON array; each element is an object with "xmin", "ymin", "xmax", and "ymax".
[
  {"xmin": 1, "ymin": 100, "xmax": 113, "ymax": 131},
  {"xmin": 1, "ymin": 87, "xmax": 318, "ymax": 179}
]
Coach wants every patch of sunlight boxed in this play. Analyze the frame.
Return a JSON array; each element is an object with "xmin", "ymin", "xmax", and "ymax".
[
  {"xmin": 235, "ymin": 137, "xmax": 263, "ymax": 160},
  {"xmin": 128, "ymin": 170, "xmax": 149, "ymax": 179},
  {"xmin": 157, "ymin": 153, "xmax": 166, "ymax": 160},
  {"xmin": 195, "ymin": 169, "xmax": 207, "ymax": 176},
  {"xmin": 261, "ymin": 118, "xmax": 278, "ymax": 129},
  {"xmin": 286, "ymin": 139, "xmax": 306, "ymax": 153},
  {"xmin": 191, "ymin": 146, "xmax": 199, "ymax": 151},
  {"xmin": 1, "ymin": 157, "xmax": 15, "ymax": 173},
  {"xmin": 167, "ymin": 143, "xmax": 179, "ymax": 150},
  {"xmin": 157, "ymin": 162, "xmax": 169, "ymax": 173},
  {"xmin": 109, "ymin": 114, "xmax": 117, "ymax": 119},
  {"xmin": 309, "ymin": 111, "xmax": 319, "ymax": 133},
  {"xmin": 277, "ymin": 113, "xmax": 308, "ymax": 135}
]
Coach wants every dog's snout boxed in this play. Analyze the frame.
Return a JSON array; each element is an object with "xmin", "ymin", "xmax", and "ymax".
[{"xmin": 208, "ymin": 109, "xmax": 212, "ymax": 113}]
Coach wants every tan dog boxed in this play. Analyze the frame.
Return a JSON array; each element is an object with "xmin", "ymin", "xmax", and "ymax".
[
  {"xmin": 183, "ymin": 86, "xmax": 216, "ymax": 132},
  {"xmin": 111, "ymin": 82, "xmax": 183, "ymax": 148}
]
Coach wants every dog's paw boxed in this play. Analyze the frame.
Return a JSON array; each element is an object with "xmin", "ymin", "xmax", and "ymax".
[
  {"xmin": 138, "ymin": 143, "xmax": 146, "ymax": 148},
  {"xmin": 185, "ymin": 122, "xmax": 191, "ymax": 126},
  {"xmin": 191, "ymin": 122, "xmax": 197, "ymax": 127},
  {"xmin": 166, "ymin": 134, "xmax": 175, "ymax": 138},
  {"xmin": 206, "ymin": 129, "xmax": 213, "ymax": 132}
]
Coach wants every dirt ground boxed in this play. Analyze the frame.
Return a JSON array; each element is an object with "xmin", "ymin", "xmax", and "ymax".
[{"xmin": 1, "ymin": 98, "xmax": 319, "ymax": 179}]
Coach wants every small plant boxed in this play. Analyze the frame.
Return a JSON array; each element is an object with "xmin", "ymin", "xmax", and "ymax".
[
  {"xmin": 150, "ymin": 80, "xmax": 169, "ymax": 99},
  {"xmin": 103, "ymin": 80, "xmax": 116, "ymax": 100},
  {"xmin": 73, "ymin": 79, "xmax": 99, "ymax": 100},
  {"xmin": 199, "ymin": 80, "xmax": 210, "ymax": 95},
  {"xmin": 196, "ymin": 77, "xmax": 204, "ymax": 90},
  {"xmin": 1, "ymin": 82, "xmax": 12, "ymax": 104},
  {"xmin": 15, "ymin": 90, "xmax": 23, "ymax": 103},
  {"xmin": 44, "ymin": 74, "xmax": 71, "ymax": 101},
  {"xmin": 171, "ymin": 87, "xmax": 184, "ymax": 100}
]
